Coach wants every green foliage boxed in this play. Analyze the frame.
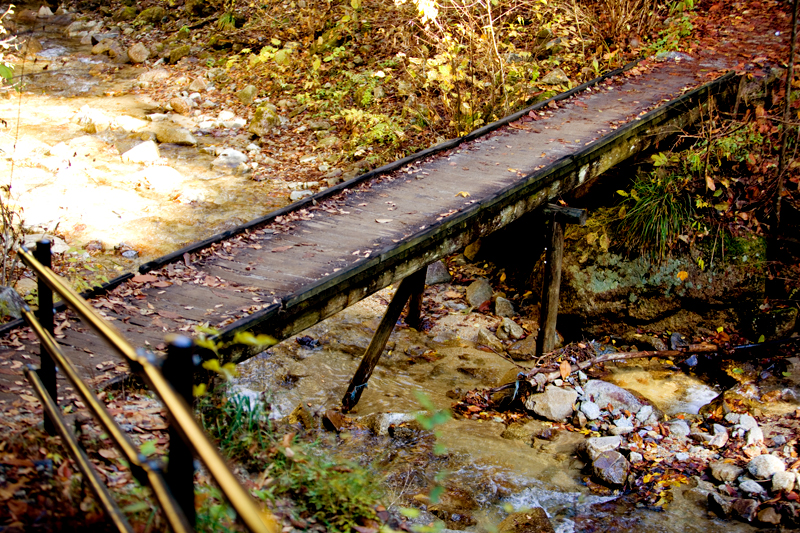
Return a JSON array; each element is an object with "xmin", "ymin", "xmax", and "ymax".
[
  {"xmin": 616, "ymin": 170, "xmax": 693, "ymax": 261},
  {"xmin": 197, "ymin": 392, "xmax": 383, "ymax": 532}
]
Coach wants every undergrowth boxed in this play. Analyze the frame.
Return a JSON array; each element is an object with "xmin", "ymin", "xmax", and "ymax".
[{"xmin": 196, "ymin": 391, "xmax": 383, "ymax": 532}]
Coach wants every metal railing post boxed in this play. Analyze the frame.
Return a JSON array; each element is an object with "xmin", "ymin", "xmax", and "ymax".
[
  {"xmin": 34, "ymin": 239, "xmax": 56, "ymax": 435},
  {"xmin": 162, "ymin": 335, "xmax": 196, "ymax": 527}
]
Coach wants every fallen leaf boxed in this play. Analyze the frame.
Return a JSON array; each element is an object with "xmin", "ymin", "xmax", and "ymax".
[
  {"xmin": 455, "ymin": 191, "xmax": 470, "ymax": 197},
  {"xmin": 131, "ymin": 274, "xmax": 158, "ymax": 283},
  {"xmin": 559, "ymin": 360, "xmax": 571, "ymax": 380},
  {"xmin": 375, "ymin": 219, "xmax": 392, "ymax": 223},
  {"xmin": 677, "ymin": 271, "xmax": 688, "ymax": 281},
  {"xmin": 271, "ymin": 245, "xmax": 294, "ymax": 253}
]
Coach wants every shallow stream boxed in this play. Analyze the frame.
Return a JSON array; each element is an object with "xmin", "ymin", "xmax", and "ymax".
[{"xmin": 232, "ymin": 288, "xmax": 763, "ymax": 533}]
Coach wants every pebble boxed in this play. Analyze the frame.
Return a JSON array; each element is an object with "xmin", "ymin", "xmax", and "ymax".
[
  {"xmin": 583, "ymin": 435, "xmax": 622, "ymax": 461},
  {"xmin": 580, "ymin": 401, "xmax": 601, "ymax": 420},
  {"xmin": 629, "ymin": 451, "xmax": 643, "ymax": 463},
  {"xmin": 738, "ymin": 414, "xmax": 758, "ymax": 431},
  {"xmin": 667, "ymin": 419, "xmax": 691, "ymax": 437},
  {"xmin": 674, "ymin": 452, "xmax": 690, "ymax": 462},
  {"xmin": 746, "ymin": 427, "xmax": 764, "ymax": 446},
  {"xmin": 772, "ymin": 435, "xmax": 787, "ymax": 446}
]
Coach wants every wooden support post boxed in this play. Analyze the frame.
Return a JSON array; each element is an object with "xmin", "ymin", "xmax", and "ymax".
[
  {"xmin": 404, "ymin": 268, "xmax": 426, "ymax": 330},
  {"xmin": 536, "ymin": 204, "xmax": 586, "ymax": 356},
  {"xmin": 162, "ymin": 335, "xmax": 196, "ymax": 527},
  {"xmin": 342, "ymin": 269, "xmax": 424, "ymax": 412},
  {"xmin": 34, "ymin": 240, "xmax": 56, "ymax": 436}
]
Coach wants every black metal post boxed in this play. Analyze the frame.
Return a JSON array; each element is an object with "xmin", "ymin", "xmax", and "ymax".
[
  {"xmin": 162, "ymin": 335, "xmax": 196, "ymax": 527},
  {"xmin": 34, "ymin": 240, "xmax": 56, "ymax": 435}
]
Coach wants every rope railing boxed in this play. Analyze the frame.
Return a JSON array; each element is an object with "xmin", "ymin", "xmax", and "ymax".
[{"xmin": 16, "ymin": 240, "xmax": 278, "ymax": 533}]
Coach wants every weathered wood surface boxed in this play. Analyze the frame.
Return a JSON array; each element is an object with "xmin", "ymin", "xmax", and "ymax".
[{"xmin": 0, "ymin": 60, "xmax": 746, "ymax": 399}]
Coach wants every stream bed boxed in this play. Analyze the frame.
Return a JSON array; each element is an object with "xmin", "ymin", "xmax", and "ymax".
[{"xmin": 231, "ymin": 286, "xmax": 773, "ymax": 533}]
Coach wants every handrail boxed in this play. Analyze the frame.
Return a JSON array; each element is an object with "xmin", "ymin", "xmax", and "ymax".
[{"xmin": 17, "ymin": 242, "xmax": 278, "ymax": 533}]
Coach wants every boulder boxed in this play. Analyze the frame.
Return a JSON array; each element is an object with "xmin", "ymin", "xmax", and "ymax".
[
  {"xmin": 592, "ymin": 450, "xmax": 628, "ymax": 486},
  {"xmin": 136, "ymin": 6, "xmax": 167, "ymax": 24},
  {"xmin": 169, "ymin": 44, "xmax": 191, "ymax": 64},
  {"xmin": 0, "ymin": 286, "xmax": 23, "ymax": 319},
  {"xmin": 539, "ymin": 68, "xmax": 570, "ymax": 85},
  {"xmin": 508, "ymin": 335, "xmax": 537, "ymax": 361},
  {"xmin": 524, "ymin": 385, "xmax": 577, "ymax": 422},
  {"xmin": 495, "ymin": 296, "xmax": 516, "ymax": 317}
]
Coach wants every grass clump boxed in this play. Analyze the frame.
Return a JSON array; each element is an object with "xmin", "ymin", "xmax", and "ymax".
[
  {"xmin": 616, "ymin": 171, "xmax": 693, "ymax": 261},
  {"xmin": 197, "ymin": 392, "xmax": 383, "ymax": 532}
]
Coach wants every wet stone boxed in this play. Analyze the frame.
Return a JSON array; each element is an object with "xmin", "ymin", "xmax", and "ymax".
[
  {"xmin": 708, "ymin": 493, "xmax": 734, "ymax": 518},
  {"xmin": 477, "ymin": 328, "xmax": 503, "ymax": 352},
  {"xmin": 582, "ymin": 380, "xmax": 648, "ymax": 413},
  {"xmin": 757, "ymin": 507, "xmax": 782, "ymax": 526},
  {"xmin": 592, "ymin": 450, "xmax": 629, "ymax": 487},
  {"xmin": 508, "ymin": 335, "xmax": 537, "ymax": 361},
  {"xmin": 466, "ymin": 278, "xmax": 492, "ymax": 307},
  {"xmin": 497, "ymin": 508, "xmax": 555, "ymax": 533}
]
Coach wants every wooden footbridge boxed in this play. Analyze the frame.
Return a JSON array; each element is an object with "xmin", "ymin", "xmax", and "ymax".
[{"xmin": 1, "ymin": 57, "xmax": 752, "ymax": 409}]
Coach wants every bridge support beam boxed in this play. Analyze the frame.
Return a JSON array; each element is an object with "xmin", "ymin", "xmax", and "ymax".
[
  {"xmin": 537, "ymin": 205, "xmax": 586, "ymax": 356},
  {"xmin": 342, "ymin": 268, "xmax": 427, "ymax": 412}
]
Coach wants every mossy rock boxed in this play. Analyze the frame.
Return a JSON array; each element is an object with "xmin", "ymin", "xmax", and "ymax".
[
  {"xmin": 112, "ymin": 6, "xmax": 137, "ymax": 21},
  {"xmin": 136, "ymin": 6, "xmax": 166, "ymax": 24},
  {"xmin": 498, "ymin": 508, "xmax": 555, "ymax": 533}
]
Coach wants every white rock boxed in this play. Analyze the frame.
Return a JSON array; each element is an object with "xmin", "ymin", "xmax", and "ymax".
[
  {"xmin": 580, "ymin": 401, "xmax": 601, "ymax": 420},
  {"xmin": 629, "ymin": 452, "xmax": 643, "ymax": 463},
  {"xmin": 22, "ymin": 234, "xmax": 69, "ymax": 254},
  {"xmin": 218, "ymin": 110, "xmax": 235, "ymax": 121},
  {"xmin": 772, "ymin": 471, "xmax": 796, "ymax": 492},
  {"xmin": 120, "ymin": 141, "xmax": 160, "ymax": 163},
  {"xmin": 113, "ymin": 115, "xmax": 148, "ymax": 132},
  {"xmin": 211, "ymin": 148, "xmax": 248, "ymax": 171},
  {"xmin": 738, "ymin": 414, "xmax": 758, "ymax": 431},
  {"xmin": 290, "ymin": 190, "xmax": 313, "ymax": 201},
  {"xmin": 746, "ymin": 427, "xmax": 764, "ymax": 446},
  {"xmin": 583, "ymin": 435, "xmax": 622, "ymax": 461},
  {"xmin": 667, "ymin": 419, "xmax": 691, "ymax": 437},
  {"xmin": 748, "ymin": 454, "xmax": 786, "ymax": 479}
]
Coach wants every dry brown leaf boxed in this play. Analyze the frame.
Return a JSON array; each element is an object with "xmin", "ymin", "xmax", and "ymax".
[
  {"xmin": 131, "ymin": 274, "xmax": 158, "ymax": 283},
  {"xmin": 559, "ymin": 360, "xmax": 571, "ymax": 380},
  {"xmin": 271, "ymin": 245, "xmax": 294, "ymax": 253}
]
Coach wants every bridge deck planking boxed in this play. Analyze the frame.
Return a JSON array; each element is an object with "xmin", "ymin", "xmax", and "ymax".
[{"xmin": 0, "ymin": 59, "xmax": 744, "ymax": 398}]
